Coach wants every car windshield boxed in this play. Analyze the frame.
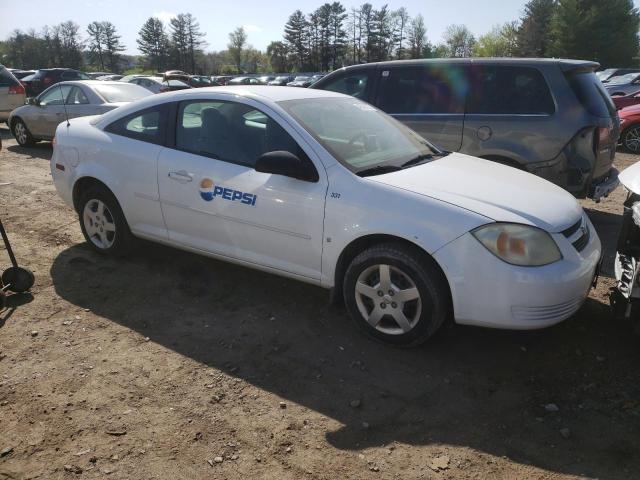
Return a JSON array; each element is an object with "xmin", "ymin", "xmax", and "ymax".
[
  {"xmin": 596, "ymin": 69, "xmax": 615, "ymax": 80},
  {"xmin": 279, "ymin": 97, "xmax": 440, "ymax": 174},
  {"xmin": 608, "ymin": 73, "xmax": 639, "ymax": 84},
  {"xmin": 294, "ymin": 76, "xmax": 309, "ymax": 81},
  {"xmin": 275, "ymin": 76, "xmax": 289, "ymax": 81},
  {"xmin": 93, "ymin": 83, "xmax": 150, "ymax": 103}
]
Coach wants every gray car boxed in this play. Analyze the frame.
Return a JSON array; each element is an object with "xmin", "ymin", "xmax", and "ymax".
[
  {"xmin": 604, "ymin": 72, "xmax": 640, "ymax": 96},
  {"xmin": 8, "ymin": 81, "xmax": 151, "ymax": 146},
  {"xmin": 311, "ymin": 58, "xmax": 620, "ymax": 201}
]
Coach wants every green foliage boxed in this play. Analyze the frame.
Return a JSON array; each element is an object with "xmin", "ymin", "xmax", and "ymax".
[{"xmin": 475, "ymin": 22, "xmax": 519, "ymax": 57}]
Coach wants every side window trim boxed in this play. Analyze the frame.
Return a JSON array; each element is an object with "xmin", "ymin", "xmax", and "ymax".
[{"xmin": 104, "ymin": 104, "xmax": 168, "ymax": 145}]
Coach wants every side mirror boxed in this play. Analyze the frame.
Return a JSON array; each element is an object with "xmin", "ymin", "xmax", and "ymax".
[
  {"xmin": 255, "ymin": 151, "xmax": 318, "ymax": 182},
  {"xmin": 27, "ymin": 97, "xmax": 39, "ymax": 106}
]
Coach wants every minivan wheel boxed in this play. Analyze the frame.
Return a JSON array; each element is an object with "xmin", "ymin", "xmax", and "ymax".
[
  {"xmin": 12, "ymin": 119, "xmax": 35, "ymax": 146},
  {"xmin": 78, "ymin": 185, "xmax": 133, "ymax": 256},
  {"xmin": 622, "ymin": 126, "xmax": 640, "ymax": 153},
  {"xmin": 343, "ymin": 243, "xmax": 449, "ymax": 347}
]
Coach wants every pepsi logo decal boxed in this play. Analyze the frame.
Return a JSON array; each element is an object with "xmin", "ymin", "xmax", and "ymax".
[{"xmin": 199, "ymin": 178, "xmax": 257, "ymax": 206}]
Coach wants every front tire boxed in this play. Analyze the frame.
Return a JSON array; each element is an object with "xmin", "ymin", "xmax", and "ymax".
[
  {"xmin": 12, "ymin": 119, "xmax": 35, "ymax": 146},
  {"xmin": 622, "ymin": 126, "xmax": 640, "ymax": 153},
  {"xmin": 78, "ymin": 185, "xmax": 133, "ymax": 256},
  {"xmin": 343, "ymin": 243, "xmax": 450, "ymax": 347}
]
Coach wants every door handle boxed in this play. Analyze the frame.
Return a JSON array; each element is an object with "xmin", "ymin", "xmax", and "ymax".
[{"xmin": 168, "ymin": 170, "xmax": 193, "ymax": 183}]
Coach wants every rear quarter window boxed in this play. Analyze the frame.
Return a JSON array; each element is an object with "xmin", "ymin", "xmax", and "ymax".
[
  {"xmin": 467, "ymin": 65, "xmax": 555, "ymax": 115},
  {"xmin": 567, "ymin": 71, "xmax": 616, "ymax": 118}
]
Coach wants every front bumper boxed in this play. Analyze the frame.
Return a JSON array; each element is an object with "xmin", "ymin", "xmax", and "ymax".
[{"xmin": 433, "ymin": 216, "xmax": 601, "ymax": 330}]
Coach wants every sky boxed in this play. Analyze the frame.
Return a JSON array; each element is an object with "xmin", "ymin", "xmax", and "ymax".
[{"xmin": 0, "ymin": 0, "xmax": 637, "ymax": 55}]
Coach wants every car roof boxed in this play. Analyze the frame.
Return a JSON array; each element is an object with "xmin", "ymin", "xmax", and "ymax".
[
  {"xmin": 334, "ymin": 57, "xmax": 600, "ymax": 72},
  {"xmin": 93, "ymin": 85, "xmax": 345, "ymax": 128}
]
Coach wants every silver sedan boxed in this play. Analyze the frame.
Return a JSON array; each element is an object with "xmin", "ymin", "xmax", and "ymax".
[{"xmin": 8, "ymin": 81, "xmax": 151, "ymax": 146}]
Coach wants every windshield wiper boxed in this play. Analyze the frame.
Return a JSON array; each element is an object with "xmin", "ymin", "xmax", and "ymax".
[
  {"xmin": 357, "ymin": 165, "xmax": 403, "ymax": 177},
  {"xmin": 401, "ymin": 151, "xmax": 450, "ymax": 169}
]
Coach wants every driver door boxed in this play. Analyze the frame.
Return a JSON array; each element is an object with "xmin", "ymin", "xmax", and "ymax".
[
  {"xmin": 30, "ymin": 84, "xmax": 73, "ymax": 138},
  {"xmin": 157, "ymin": 99, "xmax": 327, "ymax": 281}
]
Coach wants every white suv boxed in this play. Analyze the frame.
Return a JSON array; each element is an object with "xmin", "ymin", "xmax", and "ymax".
[{"xmin": 51, "ymin": 86, "xmax": 601, "ymax": 346}]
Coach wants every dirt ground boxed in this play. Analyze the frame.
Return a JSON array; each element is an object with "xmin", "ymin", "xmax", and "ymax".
[{"xmin": 0, "ymin": 124, "xmax": 639, "ymax": 480}]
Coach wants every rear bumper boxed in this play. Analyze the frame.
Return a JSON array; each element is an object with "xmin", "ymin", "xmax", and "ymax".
[{"xmin": 588, "ymin": 168, "xmax": 619, "ymax": 202}]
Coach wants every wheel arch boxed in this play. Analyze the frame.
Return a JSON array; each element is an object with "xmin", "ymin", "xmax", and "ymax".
[
  {"xmin": 72, "ymin": 176, "xmax": 117, "ymax": 213},
  {"xmin": 331, "ymin": 233, "xmax": 453, "ymax": 309}
]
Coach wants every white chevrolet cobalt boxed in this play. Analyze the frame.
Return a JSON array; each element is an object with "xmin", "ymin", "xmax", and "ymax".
[{"xmin": 51, "ymin": 86, "xmax": 601, "ymax": 346}]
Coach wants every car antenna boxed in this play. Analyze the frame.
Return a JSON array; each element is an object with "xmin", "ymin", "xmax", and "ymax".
[{"xmin": 58, "ymin": 82, "xmax": 70, "ymax": 127}]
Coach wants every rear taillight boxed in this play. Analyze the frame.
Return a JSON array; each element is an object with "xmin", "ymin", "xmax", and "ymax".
[
  {"xmin": 597, "ymin": 127, "xmax": 610, "ymax": 145},
  {"xmin": 8, "ymin": 84, "xmax": 24, "ymax": 94}
]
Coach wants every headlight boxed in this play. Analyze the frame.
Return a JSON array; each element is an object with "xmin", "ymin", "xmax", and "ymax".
[{"xmin": 472, "ymin": 223, "xmax": 562, "ymax": 266}]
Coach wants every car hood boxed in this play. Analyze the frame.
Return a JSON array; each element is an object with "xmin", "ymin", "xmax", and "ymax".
[
  {"xmin": 619, "ymin": 161, "xmax": 640, "ymax": 194},
  {"xmin": 367, "ymin": 153, "xmax": 582, "ymax": 233}
]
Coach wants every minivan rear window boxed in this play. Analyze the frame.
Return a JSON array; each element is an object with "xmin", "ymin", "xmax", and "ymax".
[
  {"xmin": 467, "ymin": 66, "xmax": 555, "ymax": 115},
  {"xmin": 567, "ymin": 71, "xmax": 615, "ymax": 118}
]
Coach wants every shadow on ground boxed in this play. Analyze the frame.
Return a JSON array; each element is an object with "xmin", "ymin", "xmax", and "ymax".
[
  {"xmin": 50, "ymin": 240, "xmax": 640, "ymax": 479},
  {"xmin": 586, "ymin": 208, "xmax": 622, "ymax": 278}
]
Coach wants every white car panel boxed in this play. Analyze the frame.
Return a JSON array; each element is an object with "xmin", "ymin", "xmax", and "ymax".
[{"xmin": 51, "ymin": 86, "xmax": 602, "ymax": 332}]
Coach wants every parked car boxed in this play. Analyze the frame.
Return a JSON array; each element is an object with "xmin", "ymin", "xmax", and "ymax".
[
  {"xmin": 96, "ymin": 74, "xmax": 123, "ymax": 81},
  {"xmin": 596, "ymin": 68, "xmax": 640, "ymax": 83},
  {"xmin": 228, "ymin": 76, "xmax": 261, "ymax": 85},
  {"xmin": 617, "ymin": 104, "xmax": 640, "ymax": 152},
  {"xmin": 50, "ymin": 86, "xmax": 601, "ymax": 346},
  {"xmin": 9, "ymin": 81, "xmax": 151, "ymax": 146},
  {"xmin": 29, "ymin": 68, "xmax": 91, "ymax": 96},
  {"xmin": 188, "ymin": 75, "xmax": 220, "ymax": 87},
  {"xmin": 0, "ymin": 65, "xmax": 26, "ymax": 124},
  {"xmin": 8, "ymin": 69, "xmax": 36, "ymax": 80},
  {"xmin": 268, "ymin": 75, "xmax": 294, "ymax": 86},
  {"xmin": 119, "ymin": 74, "xmax": 146, "ymax": 83},
  {"xmin": 212, "ymin": 75, "xmax": 233, "ymax": 85},
  {"xmin": 287, "ymin": 76, "xmax": 311, "ymax": 87},
  {"xmin": 257, "ymin": 75, "xmax": 275, "ymax": 84},
  {"xmin": 611, "ymin": 90, "xmax": 640, "ymax": 110},
  {"xmin": 126, "ymin": 76, "xmax": 191, "ymax": 94},
  {"xmin": 312, "ymin": 58, "xmax": 620, "ymax": 201},
  {"xmin": 604, "ymin": 72, "xmax": 640, "ymax": 96},
  {"xmin": 610, "ymin": 161, "xmax": 640, "ymax": 334},
  {"xmin": 87, "ymin": 72, "xmax": 114, "ymax": 79}
]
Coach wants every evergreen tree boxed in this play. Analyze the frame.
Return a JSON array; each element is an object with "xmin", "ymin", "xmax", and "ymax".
[
  {"xmin": 137, "ymin": 17, "xmax": 169, "ymax": 72},
  {"xmin": 517, "ymin": 0, "xmax": 556, "ymax": 57},
  {"xmin": 86, "ymin": 21, "xmax": 106, "ymax": 70},
  {"xmin": 102, "ymin": 22, "xmax": 125, "ymax": 72},
  {"xmin": 407, "ymin": 15, "xmax": 427, "ymax": 59},
  {"xmin": 170, "ymin": 14, "xmax": 190, "ymax": 71},
  {"xmin": 284, "ymin": 10, "xmax": 309, "ymax": 70},
  {"xmin": 183, "ymin": 13, "xmax": 206, "ymax": 74}
]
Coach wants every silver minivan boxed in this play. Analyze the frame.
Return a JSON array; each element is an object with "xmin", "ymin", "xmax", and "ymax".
[
  {"xmin": 0, "ymin": 65, "xmax": 26, "ymax": 124},
  {"xmin": 311, "ymin": 58, "xmax": 620, "ymax": 201}
]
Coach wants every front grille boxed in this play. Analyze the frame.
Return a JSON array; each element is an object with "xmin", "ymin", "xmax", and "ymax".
[
  {"xmin": 572, "ymin": 226, "xmax": 590, "ymax": 252},
  {"xmin": 562, "ymin": 216, "xmax": 590, "ymax": 252}
]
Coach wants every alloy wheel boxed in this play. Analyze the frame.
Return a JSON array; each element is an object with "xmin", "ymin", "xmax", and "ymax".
[
  {"xmin": 82, "ymin": 199, "xmax": 116, "ymax": 249},
  {"xmin": 354, "ymin": 264, "xmax": 422, "ymax": 335},
  {"xmin": 14, "ymin": 122, "xmax": 27, "ymax": 145},
  {"xmin": 625, "ymin": 126, "xmax": 640, "ymax": 153}
]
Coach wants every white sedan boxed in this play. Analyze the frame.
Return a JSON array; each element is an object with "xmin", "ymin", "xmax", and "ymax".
[{"xmin": 50, "ymin": 86, "xmax": 601, "ymax": 346}]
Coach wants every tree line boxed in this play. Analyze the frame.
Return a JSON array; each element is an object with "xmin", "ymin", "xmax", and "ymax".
[{"xmin": 0, "ymin": 0, "xmax": 638, "ymax": 75}]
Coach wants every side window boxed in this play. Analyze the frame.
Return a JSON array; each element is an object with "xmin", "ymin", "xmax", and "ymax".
[
  {"xmin": 175, "ymin": 100, "xmax": 306, "ymax": 168},
  {"xmin": 467, "ymin": 66, "xmax": 555, "ymax": 115},
  {"xmin": 66, "ymin": 87, "xmax": 89, "ymax": 105},
  {"xmin": 322, "ymin": 71, "xmax": 371, "ymax": 100},
  {"xmin": 0, "ymin": 69, "xmax": 17, "ymax": 87},
  {"xmin": 377, "ymin": 65, "xmax": 465, "ymax": 114},
  {"xmin": 39, "ymin": 85, "xmax": 73, "ymax": 106},
  {"xmin": 105, "ymin": 105, "xmax": 166, "ymax": 145}
]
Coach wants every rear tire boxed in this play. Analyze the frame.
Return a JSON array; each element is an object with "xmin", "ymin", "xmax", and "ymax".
[
  {"xmin": 343, "ymin": 243, "xmax": 450, "ymax": 347},
  {"xmin": 622, "ymin": 126, "xmax": 640, "ymax": 153},
  {"xmin": 12, "ymin": 119, "xmax": 35, "ymax": 147},
  {"xmin": 78, "ymin": 185, "xmax": 134, "ymax": 256}
]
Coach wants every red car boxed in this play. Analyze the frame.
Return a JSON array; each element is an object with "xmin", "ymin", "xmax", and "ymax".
[
  {"xmin": 612, "ymin": 90, "xmax": 640, "ymax": 110},
  {"xmin": 618, "ymin": 104, "xmax": 640, "ymax": 152}
]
